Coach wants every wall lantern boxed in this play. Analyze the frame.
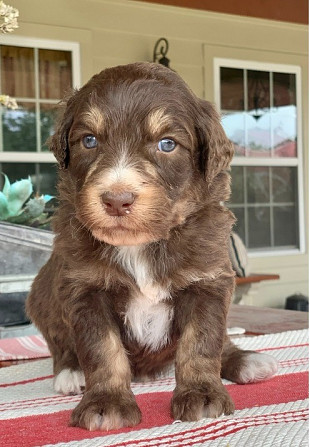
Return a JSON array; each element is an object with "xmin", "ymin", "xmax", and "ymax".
[{"xmin": 153, "ymin": 37, "xmax": 170, "ymax": 68}]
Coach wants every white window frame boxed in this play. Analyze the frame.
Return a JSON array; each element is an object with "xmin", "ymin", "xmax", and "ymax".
[
  {"xmin": 0, "ymin": 35, "xmax": 81, "ymax": 163},
  {"xmin": 214, "ymin": 58, "xmax": 305, "ymax": 257}
]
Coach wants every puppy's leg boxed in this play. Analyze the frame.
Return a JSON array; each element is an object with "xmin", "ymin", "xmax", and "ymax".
[
  {"xmin": 68, "ymin": 289, "xmax": 141, "ymax": 431},
  {"xmin": 51, "ymin": 345, "xmax": 85, "ymax": 396},
  {"xmin": 171, "ymin": 280, "xmax": 235, "ymax": 421},
  {"xmin": 221, "ymin": 336, "xmax": 278, "ymax": 384},
  {"xmin": 26, "ymin": 258, "xmax": 84, "ymax": 396}
]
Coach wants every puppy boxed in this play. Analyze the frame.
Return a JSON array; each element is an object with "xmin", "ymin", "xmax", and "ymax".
[{"xmin": 26, "ymin": 62, "xmax": 277, "ymax": 431}]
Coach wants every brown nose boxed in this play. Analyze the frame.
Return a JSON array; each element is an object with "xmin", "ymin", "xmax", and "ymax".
[{"xmin": 101, "ymin": 191, "xmax": 135, "ymax": 216}]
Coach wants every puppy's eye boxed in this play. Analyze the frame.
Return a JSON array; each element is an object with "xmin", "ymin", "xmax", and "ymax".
[
  {"xmin": 158, "ymin": 138, "xmax": 176, "ymax": 153},
  {"xmin": 82, "ymin": 135, "xmax": 98, "ymax": 149}
]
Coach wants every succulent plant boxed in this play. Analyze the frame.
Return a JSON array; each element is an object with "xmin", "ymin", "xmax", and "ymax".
[{"xmin": 0, "ymin": 173, "xmax": 54, "ymax": 226}]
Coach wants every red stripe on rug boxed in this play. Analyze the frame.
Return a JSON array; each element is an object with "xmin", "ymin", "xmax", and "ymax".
[
  {"xmin": 257, "ymin": 343, "xmax": 308, "ymax": 352},
  {"xmin": 1, "ymin": 372, "xmax": 308, "ymax": 447},
  {"xmin": 0, "ymin": 375, "xmax": 53, "ymax": 388}
]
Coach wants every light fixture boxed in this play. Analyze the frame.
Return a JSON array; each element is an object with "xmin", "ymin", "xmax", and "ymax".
[
  {"xmin": 249, "ymin": 72, "xmax": 269, "ymax": 121},
  {"xmin": 153, "ymin": 38, "xmax": 170, "ymax": 68}
]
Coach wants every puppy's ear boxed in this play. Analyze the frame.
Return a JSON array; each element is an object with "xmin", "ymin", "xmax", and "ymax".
[
  {"xmin": 49, "ymin": 91, "xmax": 76, "ymax": 169},
  {"xmin": 196, "ymin": 99, "xmax": 234, "ymax": 183}
]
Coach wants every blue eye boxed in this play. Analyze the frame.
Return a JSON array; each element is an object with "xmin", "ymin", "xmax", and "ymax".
[
  {"xmin": 158, "ymin": 138, "xmax": 176, "ymax": 153},
  {"xmin": 82, "ymin": 135, "xmax": 98, "ymax": 149}
]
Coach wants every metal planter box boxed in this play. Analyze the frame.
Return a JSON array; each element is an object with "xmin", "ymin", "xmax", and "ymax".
[{"xmin": 0, "ymin": 222, "xmax": 53, "ymax": 338}]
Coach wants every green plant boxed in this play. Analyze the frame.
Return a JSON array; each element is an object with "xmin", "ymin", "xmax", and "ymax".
[{"xmin": 0, "ymin": 173, "xmax": 54, "ymax": 226}]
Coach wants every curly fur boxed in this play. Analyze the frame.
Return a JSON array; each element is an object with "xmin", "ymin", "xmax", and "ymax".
[{"xmin": 26, "ymin": 62, "xmax": 277, "ymax": 431}]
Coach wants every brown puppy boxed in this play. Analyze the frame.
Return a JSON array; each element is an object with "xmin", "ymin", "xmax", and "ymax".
[{"xmin": 26, "ymin": 62, "xmax": 277, "ymax": 431}]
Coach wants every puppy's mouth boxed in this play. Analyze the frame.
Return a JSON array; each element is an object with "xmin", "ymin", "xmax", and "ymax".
[
  {"xmin": 76, "ymin": 182, "xmax": 182, "ymax": 246},
  {"xmin": 90, "ymin": 225, "xmax": 162, "ymax": 246}
]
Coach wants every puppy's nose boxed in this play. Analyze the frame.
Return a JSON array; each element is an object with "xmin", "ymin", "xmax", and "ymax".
[{"xmin": 101, "ymin": 191, "xmax": 135, "ymax": 216}]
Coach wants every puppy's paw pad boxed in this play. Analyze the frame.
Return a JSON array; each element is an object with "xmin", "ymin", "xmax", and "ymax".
[
  {"xmin": 171, "ymin": 388, "xmax": 234, "ymax": 422},
  {"xmin": 70, "ymin": 394, "xmax": 142, "ymax": 431},
  {"xmin": 203, "ymin": 394, "xmax": 235, "ymax": 419},
  {"xmin": 238, "ymin": 353, "xmax": 278, "ymax": 383},
  {"xmin": 85, "ymin": 412, "xmax": 126, "ymax": 431},
  {"xmin": 54, "ymin": 369, "xmax": 85, "ymax": 395}
]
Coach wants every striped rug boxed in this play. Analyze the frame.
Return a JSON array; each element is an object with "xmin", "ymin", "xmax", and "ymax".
[{"xmin": 0, "ymin": 330, "xmax": 308, "ymax": 447}]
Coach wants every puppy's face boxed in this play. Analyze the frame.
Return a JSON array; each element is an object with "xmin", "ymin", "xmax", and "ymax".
[{"xmin": 51, "ymin": 63, "xmax": 233, "ymax": 246}]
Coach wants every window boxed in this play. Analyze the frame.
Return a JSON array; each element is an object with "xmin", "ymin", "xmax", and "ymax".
[
  {"xmin": 0, "ymin": 36, "xmax": 80, "ymax": 195},
  {"xmin": 214, "ymin": 59, "xmax": 304, "ymax": 255}
]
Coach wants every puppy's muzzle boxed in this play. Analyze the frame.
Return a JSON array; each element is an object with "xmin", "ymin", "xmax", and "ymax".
[{"xmin": 101, "ymin": 191, "xmax": 136, "ymax": 216}]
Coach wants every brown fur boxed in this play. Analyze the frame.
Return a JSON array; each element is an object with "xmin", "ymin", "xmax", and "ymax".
[{"xmin": 26, "ymin": 62, "xmax": 276, "ymax": 430}]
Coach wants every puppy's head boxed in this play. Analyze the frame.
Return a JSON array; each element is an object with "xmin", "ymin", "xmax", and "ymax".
[{"xmin": 51, "ymin": 62, "xmax": 233, "ymax": 246}]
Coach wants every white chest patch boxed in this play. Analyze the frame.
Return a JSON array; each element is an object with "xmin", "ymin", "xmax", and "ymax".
[{"xmin": 115, "ymin": 246, "xmax": 173, "ymax": 351}]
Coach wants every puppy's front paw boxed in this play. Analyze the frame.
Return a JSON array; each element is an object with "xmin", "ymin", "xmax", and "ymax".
[
  {"xmin": 171, "ymin": 384, "xmax": 234, "ymax": 421},
  {"xmin": 70, "ymin": 390, "xmax": 141, "ymax": 431}
]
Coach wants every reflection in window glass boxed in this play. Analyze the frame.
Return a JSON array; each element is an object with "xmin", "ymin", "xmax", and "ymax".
[
  {"xmin": 40, "ymin": 104, "xmax": 58, "ymax": 151},
  {"xmin": 221, "ymin": 68, "xmax": 297, "ymax": 159},
  {"xmin": 222, "ymin": 112, "xmax": 246, "ymax": 156},
  {"xmin": 273, "ymin": 205, "xmax": 299, "ymax": 247},
  {"xmin": 231, "ymin": 207, "xmax": 245, "ymax": 242},
  {"xmin": 1, "ymin": 45, "xmax": 35, "ymax": 98},
  {"xmin": 273, "ymin": 72, "xmax": 296, "ymax": 107},
  {"xmin": 246, "ymin": 112, "xmax": 271, "ymax": 157},
  {"xmin": 229, "ymin": 166, "xmax": 299, "ymax": 251},
  {"xmin": 247, "ymin": 70, "xmax": 270, "ymax": 112},
  {"xmin": 272, "ymin": 167, "xmax": 297, "ymax": 203},
  {"xmin": 230, "ymin": 166, "xmax": 244, "ymax": 203},
  {"xmin": 272, "ymin": 106, "xmax": 297, "ymax": 157},
  {"xmin": 0, "ymin": 162, "xmax": 57, "ymax": 196},
  {"xmin": 39, "ymin": 49, "xmax": 72, "ymax": 100},
  {"xmin": 248, "ymin": 207, "xmax": 271, "ymax": 249},
  {"xmin": 246, "ymin": 167, "xmax": 270, "ymax": 204},
  {"xmin": 3, "ymin": 102, "xmax": 36, "ymax": 152},
  {"xmin": 220, "ymin": 68, "xmax": 244, "ymax": 111}
]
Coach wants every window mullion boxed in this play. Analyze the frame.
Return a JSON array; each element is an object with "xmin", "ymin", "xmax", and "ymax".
[
  {"xmin": 244, "ymin": 69, "xmax": 249, "ymax": 158},
  {"xmin": 269, "ymin": 167, "xmax": 275, "ymax": 248},
  {"xmin": 244, "ymin": 166, "xmax": 249, "ymax": 247},
  {"xmin": 34, "ymin": 47, "xmax": 41, "ymax": 153}
]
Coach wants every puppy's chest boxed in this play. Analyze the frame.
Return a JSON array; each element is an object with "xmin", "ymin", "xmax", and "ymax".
[{"xmin": 115, "ymin": 247, "xmax": 173, "ymax": 352}]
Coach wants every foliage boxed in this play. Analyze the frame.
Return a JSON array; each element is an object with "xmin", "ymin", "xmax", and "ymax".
[
  {"xmin": 0, "ymin": 0, "xmax": 18, "ymax": 33},
  {"xmin": 0, "ymin": 173, "xmax": 54, "ymax": 227}
]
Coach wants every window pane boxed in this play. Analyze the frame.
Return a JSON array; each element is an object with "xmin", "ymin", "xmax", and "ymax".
[
  {"xmin": 39, "ymin": 49, "xmax": 72, "ymax": 99},
  {"xmin": 248, "ymin": 207, "xmax": 271, "ymax": 249},
  {"xmin": 246, "ymin": 111, "xmax": 271, "ymax": 157},
  {"xmin": 0, "ymin": 162, "xmax": 57, "ymax": 196},
  {"xmin": 247, "ymin": 70, "xmax": 270, "ymax": 112},
  {"xmin": 38, "ymin": 163, "xmax": 58, "ymax": 196},
  {"xmin": 40, "ymin": 103, "xmax": 58, "ymax": 151},
  {"xmin": 272, "ymin": 106, "xmax": 297, "ymax": 157},
  {"xmin": 273, "ymin": 72, "xmax": 296, "ymax": 107},
  {"xmin": 220, "ymin": 68, "xmax": 244, "ymax": 111},
  {"xmin": 230, "ymin": 166, "xmax": 244, "ymax": 203},
  {"xmin": 231, "ymin": 207, "xmax": 246, "ymax": 243},
  {"xmin": 272, "ymin": 167, "xmax": 297, "ymax": 203},
  {"xmin": 2, "ymin": 102, "xmax": 36, "ymax": 151},
  {"xmin": 246, "ymin": 166, "xmax": 270, "ymax": 203},
  {"xmin": 1, "ymin": 45, "xmax": 35, "ymax": 98},
  {"xmin": 273, "ymin": 205, "xmax": 299, "ymax": 247},
  {"xmin": 222, "ymin": 112, "xmax": 246, "ymax": 156}
]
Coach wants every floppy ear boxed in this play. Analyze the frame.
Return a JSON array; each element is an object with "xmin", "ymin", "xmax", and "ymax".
[
  {"xmin": 49, "ymin": 91, "xmax": 76, "ymax": 169},
  {"xmin": 196, "ymin": 99, "xmax": 234, "ymax": 183}
]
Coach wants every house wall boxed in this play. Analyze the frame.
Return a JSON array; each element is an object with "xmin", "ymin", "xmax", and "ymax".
[{"xmin": 3, "ymin": 0, "xmax": 308, "ymax": 308}]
